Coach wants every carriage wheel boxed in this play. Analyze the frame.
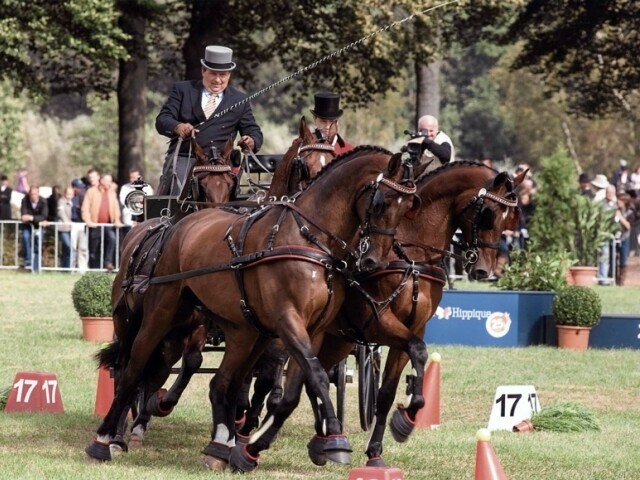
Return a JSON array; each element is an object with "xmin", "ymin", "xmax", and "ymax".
[
  {"xmin": 332, "ymin": 359, "xmax": 347, "ymax": 428},
  {"xmin": 357, "ymin": 344, "xmax": 381, "ymax": 431}
]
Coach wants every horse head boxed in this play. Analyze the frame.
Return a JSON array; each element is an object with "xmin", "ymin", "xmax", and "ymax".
[
  {"xmin": 454, "ymin": 166, "xmax": 523, "ymax": 280},
  {"xmin": 355, "ymin": 151, "xmax": 419, "ymax": 272},
  {"xmin": 190, "ymin": 137, "xmax": 236, "ymax": 205},
  {"xmin": 269, "ymin": 116, "xmax": 336, "ymax": 197}
]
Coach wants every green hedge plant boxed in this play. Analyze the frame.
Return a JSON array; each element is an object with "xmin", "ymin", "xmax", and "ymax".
[
  {"xmin": 71, "ymin": 272, "xmax": 113, "ymax": 317},
  {"xmin": 496, "ymin": 243, "xmax": 573, "ymax": 292},
  {"xmin": 552, "ymin": 285, "xmax": 602, "ymax": 327}
]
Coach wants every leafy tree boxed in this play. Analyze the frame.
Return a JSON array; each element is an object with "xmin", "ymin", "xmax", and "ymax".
[
  {"xmin": 528, "ymin": 145, "xmax": 578, "ymax": 255},
  {"xmin": 0, "ymin": 0, "xmax": 129, "ymax": 99},
  {"xmin": 505, "ymin": 0, "xmax": 640, "ymax": 118},
  {"xmin": 0, "ymin": 81, "xmax": 26, "ymax": 176}
]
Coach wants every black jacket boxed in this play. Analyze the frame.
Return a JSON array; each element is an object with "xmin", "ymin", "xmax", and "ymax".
[{"xmin": 155, "ymin": 80, "xmax": 263, "ymax": 156}]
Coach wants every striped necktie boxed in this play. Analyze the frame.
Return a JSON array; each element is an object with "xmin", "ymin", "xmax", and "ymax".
[{"xmin": 203, "ymin": 93, "xmax": 219, "ymax": 119}]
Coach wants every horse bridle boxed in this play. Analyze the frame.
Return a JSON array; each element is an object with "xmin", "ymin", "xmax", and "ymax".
[
  {"xmin": 294, "ymin": 142, "xmax": 336, "ymax": 186},
  {"xmin": 455, "ymin": 187, "xmax": 518, "ymax": 265},
  {"xmin": 357, "ymin": 169, "xmax": 417, "ymax": 258}
]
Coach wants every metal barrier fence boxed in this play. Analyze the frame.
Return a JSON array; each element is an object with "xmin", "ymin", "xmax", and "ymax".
[
  {"xmin": 0, "ymin": 219, "xmax": 620, "ymax": 285},
  {"xmin": 0, "ymin": 220, "xmax": 121, "ymax": 273}
]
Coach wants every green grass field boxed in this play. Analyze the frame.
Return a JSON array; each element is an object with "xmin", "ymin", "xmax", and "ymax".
[{"xmin": 1, "ymin": 271, "xmax": 639, "ymax": 479}]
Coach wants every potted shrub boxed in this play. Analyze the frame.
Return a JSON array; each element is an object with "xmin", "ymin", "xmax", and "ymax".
[
  {"xmin": 568, "ymin": 195, "xmax": 618, "ymax": 285},
  {"xmin": 552, "ymin": 285, "xmax": 601, "ymax": 351},
  {"xmin": 71, "ymin": 272, "xmax": 114, "ymax": 342},
  {"xmin": 528, "ymin": 146, "xmax": 618, "ymax": 286}
]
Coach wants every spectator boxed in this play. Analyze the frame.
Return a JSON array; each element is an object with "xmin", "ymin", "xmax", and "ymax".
[
  {"xmin": 628, "ymin": 162, "xmax": 640, "ymax": 194},
  {"xmin": 612, "ymin": 159, "xmax": 629, "ymax": 194},
  {"xmin": 47, "ymin": 185, "xmax": 62, "ymax": 222},
  {"xmin": 155, "ymin": 45, "xmax": 263, "ymax": 196},
  {"xmin": 410, "ymin": 115, "xmax": 455, "ymax": 171},
  {"xmin": 590, "ymin": 174, "xmax": 609, "ymax": 202},
  {"xmin": 70, "ymin": 178, "xmax": 88, "ymax": 270},
  {"xmin": 81, "ymin": 173, "xmax": 122, "ymax": 270},
  {"xmin": 310, "ymin": 92, "xmax": 354, "ymax": 155},
  {"xmin": 16, "ymin": 168, "xmax": 29, "ymax": 194},
  {"xmin": 597, "ymin": 185, "xmax": 618, "ymax": 284},
  {"xmin": 86, "ymin": 168, "xmax": 100, "ymax": 189},
  {"xmin": 119, "ymin": 168, "xmax": 154, "ymax": 240},
  {"xmin": 0, "ymin": 174, "xmax": 12, "ymax": 220},
  {"xmin": 578, "ymin": 172, "xmax": 595, "ymax": 198},
  {"xmin": 614, "ymin": 193, "xmax": 634, "ymax": 285},
  {"xmin": 477, "ymin": 153, "xmax": 494, "ymax": 169},
  {"xmin": 20, "ymin": 185, "xmax": 48, "ymax": 272},
  {"xmin": 57, "ymin": 186, "xmax": 74, "ymax": 269}
]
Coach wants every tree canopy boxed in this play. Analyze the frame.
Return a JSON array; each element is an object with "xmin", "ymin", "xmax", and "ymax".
[{"xmin": 505, "ymin": 0, "xmax": 640, "ymax": 117}]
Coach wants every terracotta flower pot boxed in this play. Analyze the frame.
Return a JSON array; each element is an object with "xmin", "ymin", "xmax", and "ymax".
[
  {"xmin": 556, "ymin": 325, "xmax": 591, "ymax": 351},
  {"xmin": 568, "ymin": 266, "xmax": 597, "ymax": 287},
  {"xmin": 512, "ymin": 419, "xmax": 534, "ymax": 432},
  {"xmin": 81, "ymin": 316, "xmax": 114, "ymax": 342}
]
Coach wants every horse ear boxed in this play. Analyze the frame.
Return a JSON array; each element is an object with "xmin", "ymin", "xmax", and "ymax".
[
  {"xmin": 298, "ymin": 116, "xmax": 308, "ymax": 138},
  {"xmin": 414, "ymin": 162, "xmax": 429, "ymax": 178},
  {"xmin": 387, "ymin": 153, "xmax": 403, "ymax": 178},
  {"xmin": 512, "ymin": 169, "xmax": 527, "ymax": 189},
  {"xmin": 492, "ymin": 171, "xmax": 510, "ymax": 188},
  {"xmin": 221, "ymin": 138, "xmax": 234, "ymax": 164},
  {"xmin": 192, "ymin": 139, "xmax": 207, "ymax": 165}
]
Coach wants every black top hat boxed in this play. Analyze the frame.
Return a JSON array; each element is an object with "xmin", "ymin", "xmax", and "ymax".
[{"xmin": 311, "ymin": 92, "xmax": 343, "ymax": 119}]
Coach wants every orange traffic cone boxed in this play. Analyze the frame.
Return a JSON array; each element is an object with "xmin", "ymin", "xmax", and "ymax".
[
  {"xmin": 94, "ymin": 366, "xmax": 114, "ymax": 417},
  {"xmin": 415, "ymin": 352, "xmax": 441, "ymax": 429},
  {"xmin": 474, "ymin": 429, "xmax": 508, "ymax": 480}
]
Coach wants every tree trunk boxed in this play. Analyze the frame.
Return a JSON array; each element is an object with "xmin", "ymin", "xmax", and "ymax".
[
  {"xmin": 414, "ymin": 59, "xmax": 442, "ymax": 127},
  {"xmin": 117, "ymin": 8, "xmax": 147, "ymax": 187},
  {"xmin": 183, "ymin": 0, "xmax": 227, "ymax": 80}
]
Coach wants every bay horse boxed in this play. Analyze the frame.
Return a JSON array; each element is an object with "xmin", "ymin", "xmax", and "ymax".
[
  {"xmin": 104, "ymin": 118, "xmax": 337, "ymax": 452},
  {"xmin": 86, "ymin": 146, "xmax": 418, "ymax": 471},
  {"xmin": 106, "ymin": 137, "xmax": 236, "ymax": 451},
  {"xmin": 298, "ymin": 161, "xmax": 523, "ymax": 467}
]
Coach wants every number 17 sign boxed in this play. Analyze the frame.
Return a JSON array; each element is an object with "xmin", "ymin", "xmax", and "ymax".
[
  {"xmin": 5, "ymin": 371, "xmax": 64, "ymax": 414},
  {"xmin": 487, "ymin": 385, "xmax": 540, "ymax": 431}
]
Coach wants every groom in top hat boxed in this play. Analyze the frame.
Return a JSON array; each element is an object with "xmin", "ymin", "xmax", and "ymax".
[
  {"xmin": 155, "ymin": 45, "xmax": 263, "ymax": 196},
  {"xmin": 310, "ymin": 92, "xmax": 354, "ymax": 155}
]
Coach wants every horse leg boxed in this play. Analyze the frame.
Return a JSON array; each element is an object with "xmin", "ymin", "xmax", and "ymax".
[
  {"xmin": 85, "ymin": 285, "xmax": 184, "ymax": 462},
  {"xmin": 306, "ymin": 333, "xmax": 355, "ymax": 465},
  {"xmin": 202, "ymin": 330, "xmax": 263, "ymax": 472},
  {"xmin": 231, "ymin": 330, "xmax": 352, "ymax": 472},
  {"xmin": 237, "ymin": 339, "xmax": 288, "ymax": 438}
]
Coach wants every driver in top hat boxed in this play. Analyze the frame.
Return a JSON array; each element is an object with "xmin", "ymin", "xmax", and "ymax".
[
  {"xmin": 310, "ymin": 92, "xmax": 354, "ymax": 155},
  {"xmin": 155, "ymin": 45, "xmax": 263, "ymax": 196}
]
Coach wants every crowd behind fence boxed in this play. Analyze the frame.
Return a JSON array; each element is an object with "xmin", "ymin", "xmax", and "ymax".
[
  {"xmin": 0, "ymin": 220, "xmax": 619, "ymax": 286},
  {"xmin": 0, "ymin": 220, "xmax": 121, "ymax": 273}
]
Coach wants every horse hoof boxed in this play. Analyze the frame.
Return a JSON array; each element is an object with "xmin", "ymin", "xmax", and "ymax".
[
  {"xmin": 307, "ymin": 436, "xmax": 327, "ymax": 466},
  {"xmin": 128, "ymin": 433, "xmax": 143, "ymax": 448},
  {"xmin": 390, "ymin": 408, "xmax": 415, "ymax": 443},
  {"xmin": 85, "ymin": 440, "xmax": 111, "ymax": 462},
  {"xmin": 366, "ymin": 456, "xmax": 387, "ymax": 467},
  {"xmin": 148, "ymin": 389, "xmax": 173, "ymax": 417},
  {"xmin": 109, "ymin": 436, "xmax": 128, "ymax": 455},
  {"xmin": 203, "ymin": 454, "xmax": 228, "ymax": 471},
  {"xmin": 229, "ymin": 444, "xmax": 259, "ymax": 473},
  {"xmin": 202, "ymin": 441, "xmax": 230, "ymax": 462},
  {"xmin": 324, "ymin": 435, "xmax": 352, "ymax": 465}
]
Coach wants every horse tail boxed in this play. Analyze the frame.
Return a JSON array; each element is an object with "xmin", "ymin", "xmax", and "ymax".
[{"xmin": 94, "ymin": 341, "xmax": 120, "ymax": 369}]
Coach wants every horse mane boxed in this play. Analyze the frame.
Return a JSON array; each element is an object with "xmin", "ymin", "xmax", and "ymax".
[
  {"xmin": 415, "ymin": 160, "xmax": 497, "ymax": 185},
  {"xmin": 304, "ymin": 145, "xmax": 394, "ymax": 189}
]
